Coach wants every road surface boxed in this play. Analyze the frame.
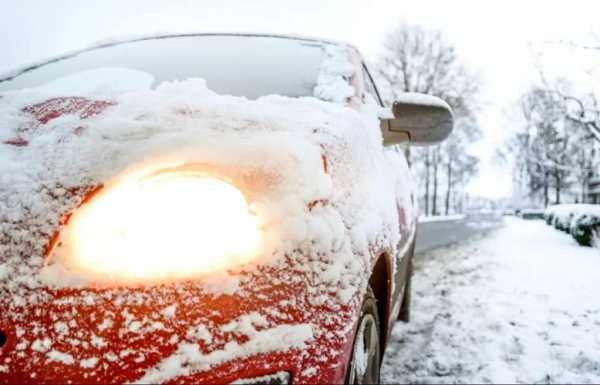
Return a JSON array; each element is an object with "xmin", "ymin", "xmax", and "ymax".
[{"xmin": 415, "ymin": 214, "xmax": 504, "ymax": 253}]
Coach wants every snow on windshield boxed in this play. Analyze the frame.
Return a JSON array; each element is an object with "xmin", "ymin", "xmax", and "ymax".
[
  {"xmin": 35, "ymin": 68, "xmax": 155, "ymax": 95},
  {"xmin": 314, "ymin": 45, "xmax": 356, "ymax": 103},
  {"xmin": 0, "ymin": 35, "xmax": 338, "ymax": 100}
]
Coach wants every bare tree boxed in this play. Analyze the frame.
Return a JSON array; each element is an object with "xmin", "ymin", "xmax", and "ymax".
[
  {"xmin": 504, "ymin": 86, "xmax": 587, "ymax": 207},
  {"xmin": 423, "ymin": 148, "xmax": 431, "ymax": 215},
  {"xmin": 538, "ymin": 40, "xmax": 600, "ymax": 142},
  {"xmin": 432, "ymin": 147, "xmax": 440, "ymax": 215},
  {"xmin": 560, "ymin": 93, "xmax": 600, "ymax": 142},
  {"xmin": 442, "ymin": 116, "xmax": 480, "ymax": 214},
  {"xmin": 525, "ymin": 37, "xmax": 600, "ymax": 204},
  {"xmin": 376, "ymin": 22, "xmax": 482, "ymax": 215},
  {"xmin": 377, "ymin": 23, "xmax": 479, "ymax": 116}
]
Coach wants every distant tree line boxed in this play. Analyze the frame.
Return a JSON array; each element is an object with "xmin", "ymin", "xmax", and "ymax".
[
  {"xmin": 375, "ymin": 23, "xmax": 482, "ymax": 216},
  {"xmin": 502, "ymin": 40, "xmax": 600, "ymax": 207}
]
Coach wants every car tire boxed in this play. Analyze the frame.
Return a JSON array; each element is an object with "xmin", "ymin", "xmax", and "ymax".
[
  {"xmin": 345, "ymin": 286, "xmax": 381, "ymax": 385},
  {"xmin": 398, "ymin": 258, "xmax": 413, "ymax": 323}
]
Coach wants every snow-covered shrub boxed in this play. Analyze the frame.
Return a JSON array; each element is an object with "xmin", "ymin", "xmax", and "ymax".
[
  {"xmin": 520, "ymin": 209, "xmax": 544, "ymax": 220},
  {"xmin": 593, "ymin": 230, "xmax": 600, "ymax": 249},
  {"xmin": 571, "ymin": 213, "xmax": 600, "ymax": 247},
  {"xmin": 544, "ymin": 210, "xmax": 555, "ymax": 225},
  {"xmin": 545, "ymin": 204, "xmax": 580, "ymax": 232},
  {"xmin": 544, "ymin": 204, "xmax": 600, "ymax": 246}
]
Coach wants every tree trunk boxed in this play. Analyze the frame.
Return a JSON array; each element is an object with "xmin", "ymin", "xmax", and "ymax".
[
  {"xmin": 543, "ymin": 170, "xmax": 549, "ymax": 208},
  {"xmin": 424, "ymin": 149, "xmax": 431, "ymax": 216},
  {"xmin": 555, "ymin": 172, "xmax": 561, "ymax": 205},
  {"xmin": 432, "ymin": 148, "xmax": 439, "ymax": 216},
  {"xmin": 445, "ymin": 157, "xmax": 452, "ymax": 215}
]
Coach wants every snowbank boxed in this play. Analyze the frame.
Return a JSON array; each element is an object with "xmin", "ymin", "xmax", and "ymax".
[{"xmin": 418, "ymin": 214, "xmax": 465, "ymax": 223}]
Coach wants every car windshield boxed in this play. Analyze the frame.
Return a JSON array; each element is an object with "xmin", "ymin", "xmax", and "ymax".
[{"xmin": 0, "ymin": 35, "xmax": 330, "ymax": 99}]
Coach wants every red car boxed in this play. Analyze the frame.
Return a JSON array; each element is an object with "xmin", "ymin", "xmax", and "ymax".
[{"xmin": 0, "ymin": 34, "xmax": 452, "ymax": 384}]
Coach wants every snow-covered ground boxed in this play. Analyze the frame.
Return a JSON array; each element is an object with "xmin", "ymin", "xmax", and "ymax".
[
  {"xmin": 418, "ymin": 214, "xmax": 466, "ymax": 223},
  {"xmin": 382, "ymin": 217, "xmax": 600, "ymax": 384}
]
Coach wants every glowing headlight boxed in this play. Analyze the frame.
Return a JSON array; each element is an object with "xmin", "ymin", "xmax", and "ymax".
[{"xmin": 53, "ymin": 171, "xmax": 261, "ymax": 282}]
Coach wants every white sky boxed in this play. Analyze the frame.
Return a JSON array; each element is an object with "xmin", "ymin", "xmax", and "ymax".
[{"xmin": 2, "ymin": 0, "xmax": 598, "ymax": 199}]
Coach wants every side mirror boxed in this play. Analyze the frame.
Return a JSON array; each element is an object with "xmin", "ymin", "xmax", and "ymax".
[{"xmin": 380, "ymin": 93, "xmax": 454, "ymax": 146}]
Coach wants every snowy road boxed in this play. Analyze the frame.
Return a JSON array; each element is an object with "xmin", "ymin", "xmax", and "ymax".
[
  {"xmin": 416, "ymin": 214, "xmax": 504, "ymax": 253},
  {"xmin": 382, "ymin": 217, "xmax": 600, "ymax": 384}
]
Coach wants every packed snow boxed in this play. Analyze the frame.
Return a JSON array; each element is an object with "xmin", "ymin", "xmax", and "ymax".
[
  {"xmin": 418, "ymin": 214, "xmax": 466, "ymax": 223},
  {"xmin": 382, "ymin": 217, "xmax": 600, "ymax": 384},
  {"xmin": 136, "ymin": 322, "xmax": 313, "ymax": 383}
]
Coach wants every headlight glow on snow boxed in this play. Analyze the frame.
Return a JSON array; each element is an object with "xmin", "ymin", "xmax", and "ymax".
[{"xmin": 54, "ymin": 171, "xmax": 260, "ymax": 282}]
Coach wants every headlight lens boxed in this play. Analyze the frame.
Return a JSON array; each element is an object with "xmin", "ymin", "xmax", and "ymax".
[{"xmin": 52, "ymin": 171, "xmax": 261, "ymax": 282}]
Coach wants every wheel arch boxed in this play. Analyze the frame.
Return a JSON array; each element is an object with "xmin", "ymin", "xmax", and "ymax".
[{"xmin": 368, "ymin": 252, "xmax": 392, "ymax": 352}]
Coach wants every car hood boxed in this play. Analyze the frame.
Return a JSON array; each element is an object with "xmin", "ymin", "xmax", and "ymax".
[{"xmin": 0, "ymin": 79, "xmax": 410, "ymax": 382}]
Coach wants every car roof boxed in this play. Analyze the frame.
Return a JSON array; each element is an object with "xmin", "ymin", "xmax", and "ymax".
[{"xmin": 0, "ymin": 33, "xmax": 357, "ymax": 84}]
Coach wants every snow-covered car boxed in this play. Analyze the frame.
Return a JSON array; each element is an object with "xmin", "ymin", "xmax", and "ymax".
[{"xmin": 0, "ymin": 33, "xmax": 453, "ymax": 384}]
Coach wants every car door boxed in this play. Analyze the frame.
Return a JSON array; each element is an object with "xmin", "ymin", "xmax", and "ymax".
[{"xmin": 361, "ymin": 63, "xmax": 416, "ymax": 326}]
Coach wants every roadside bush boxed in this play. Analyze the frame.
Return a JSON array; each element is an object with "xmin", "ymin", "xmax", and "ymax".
[
  {"xmin": 556, "ymin": 213, "xmax": 574, "ymax": 232},
  {"xmin": 570, "ymin": 214, "xmax": 600, "ymax": 247},
  {"xmin": 544, "ymin": 204, "xmax": 600, "ymax": 247},
  {"xmin": 520, "ymin": 209, "xmax": 544, "ymax": 220}
]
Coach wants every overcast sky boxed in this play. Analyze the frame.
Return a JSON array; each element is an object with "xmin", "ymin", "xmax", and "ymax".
[{"xmin": 2, "ymin": 0, "xmax": 598, "ymax": 199}]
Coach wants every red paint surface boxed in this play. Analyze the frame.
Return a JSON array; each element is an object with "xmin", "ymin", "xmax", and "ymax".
[
  {"xmin": 22, "ymin": 97, "xmax": 115, "ymax": 126},
  {"xmin": 0, "ymin": 264, "xmax": 358, "ymax": 384},
  {"xmin": 0, "ymin": 178, "xmax": 360, "ymax": 385},
  {"xmin": 3, "ymin": 137, "xmax": 28, "ymax": 147},
  {"xmin": 0, "ymin": 97, "xmax": 403, "ymax": 385}
]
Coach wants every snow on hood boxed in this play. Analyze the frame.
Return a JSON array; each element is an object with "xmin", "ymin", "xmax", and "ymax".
[
  {"xmin": 0, "ymin": 74, "xmax": 406, "ymax": 302},
  {"xmin": 0, "ymin": 42, "xmax": 418, "ymax": 383}
]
